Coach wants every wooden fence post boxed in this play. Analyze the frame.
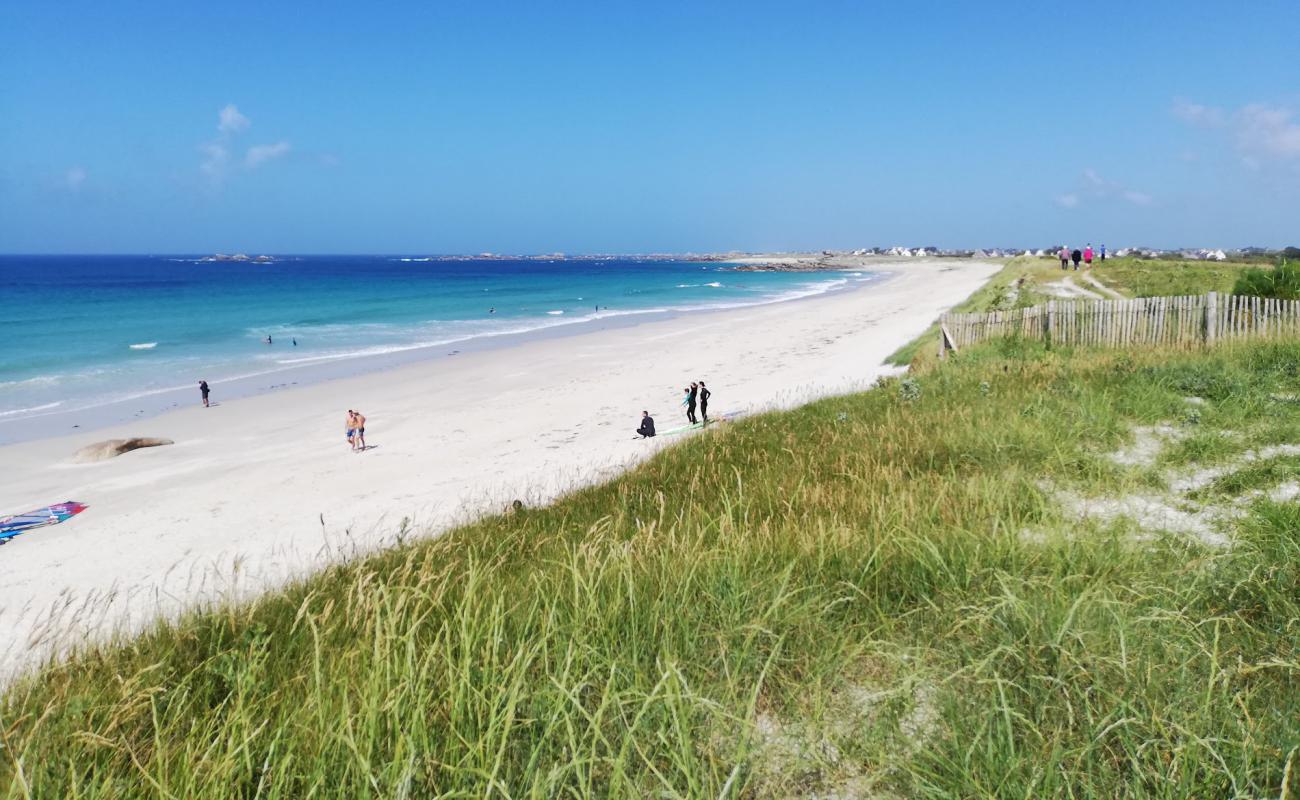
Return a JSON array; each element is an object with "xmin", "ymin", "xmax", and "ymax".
[
  {"xmin": 1045, "ymin": 300, "xmax": 1056, "ymax": 348},
  {"xmin": 938, "ymin": 318, "xmax": 957, "ymax": 360},
  {"xmin": 1204, "ymin": 292, "xmax": 1216, "ymax": 345}
]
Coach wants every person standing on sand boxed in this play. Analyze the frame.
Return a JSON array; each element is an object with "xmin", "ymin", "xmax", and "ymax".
[
  {"xmin": 636, "ymin": 411, "xmax": 656, "ymax": 438},
  {"xmin": 199, "ymin": 380, "xmax": 210, "ymax": 408},
  {"xmin": 1059, "ymin": 246, "xmax": 1070, "ymax": 270},
  {"xmin": 1084, "ymin": 244, "xmax": 1094, "ymax": 267},
  {"xmin": 682, "ymin": 386, "xmax": 696, "ymax": 424},
  {"xmin": 353, "ymin": 410, "xmax": 367, "ymax": 451},
  {"xmin": 345, "ymin": 410, "xmax": 357, "ymax": 450},
  {"xmin": 698, "ymin": 381, "xmax": 711, "ymax": 423},
  {"xmin": 1071, "ymin": 248, "xmax": 1082, "ymax": 270}
]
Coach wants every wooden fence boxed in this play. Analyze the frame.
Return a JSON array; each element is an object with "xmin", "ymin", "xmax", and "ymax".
[{"xmin": 939, "ymin": 292, "xmax": 1300, "ymax": 354}]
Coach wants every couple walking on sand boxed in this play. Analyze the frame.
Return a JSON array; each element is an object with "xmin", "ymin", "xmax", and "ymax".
[
  {"xmin": 682, "ymin": 381, "xmax": 711, "ymax": 424},
  {"xmin": 345, "ymin": 409, "xmax": 367, "ymax": 452}
]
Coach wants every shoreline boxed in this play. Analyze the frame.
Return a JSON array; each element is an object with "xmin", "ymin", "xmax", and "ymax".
[
  {"xmin": 0, "ymin": 266, "xmax": 880, "ymax": 446},
  {"xmin": 0, "ymin": 257, "xmax": 999, "ymax": 681}
]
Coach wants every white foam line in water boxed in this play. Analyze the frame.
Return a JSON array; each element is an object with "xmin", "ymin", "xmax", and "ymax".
[
  {"xmin": 129, "ymin": 342, "xmax": 158, "ymax": 350},
  {"xmin": 0, "ymin": 402, "xmax": 62, "ymax": 418}
]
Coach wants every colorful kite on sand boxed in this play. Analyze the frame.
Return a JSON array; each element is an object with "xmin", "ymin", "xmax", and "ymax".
[{"xmin": 0, "ymin": 502, "xmax": 88, "ymax": 544}]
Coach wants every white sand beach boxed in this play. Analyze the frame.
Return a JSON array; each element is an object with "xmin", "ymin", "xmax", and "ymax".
[{"xmin": 0, "ymin": 258, "xmax": 999, "ymax": 679}]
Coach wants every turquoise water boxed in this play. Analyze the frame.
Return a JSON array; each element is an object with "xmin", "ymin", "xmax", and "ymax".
[{"xmin": 0, "ymin": 256, "xmax": 876, "ymax": 423}]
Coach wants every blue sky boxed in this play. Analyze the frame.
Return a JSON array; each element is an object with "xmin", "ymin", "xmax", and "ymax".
[{"xmin": 2, "ymin": 1, "xmax": 1297, "ymax": 253}]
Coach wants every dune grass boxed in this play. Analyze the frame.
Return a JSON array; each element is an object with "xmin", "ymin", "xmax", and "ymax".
[
  {"xmin": 3, "ymin": 337, "xmax": 1299, "ymax": 797},
  {"xmin": 1090, "ymin": 256, "xmax": 1264, "ymax": 298}
]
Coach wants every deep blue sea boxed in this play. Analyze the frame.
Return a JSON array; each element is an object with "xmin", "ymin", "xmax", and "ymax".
[{"xmin": 0, "ymin": 255, "xmax": 874, "ymax": 423}]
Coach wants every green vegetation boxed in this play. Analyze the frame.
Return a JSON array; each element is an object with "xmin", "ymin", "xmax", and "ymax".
[
  {"xmin": 1232, "ymin": 259, "xmax": 1300, "ymax": 300},
  {"xmin": 4, "ymin": 339, "xmax": 1299, "ymax": 798},
  {"xmin": 888, "ymin": 255, "xmax": 1281, "ymax": 367},
  {"xmin": 1091, "ymin": 256, "xmax": 1261, "ymax": 298}
]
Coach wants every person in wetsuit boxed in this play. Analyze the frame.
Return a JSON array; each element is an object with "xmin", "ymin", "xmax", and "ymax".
[
  {"xmin": 199, "ymin": 380, "xmax": 210, "ymax": 408},
  {"xmin": 698, "ymin": 381, "xmax": 711, "ymax": 423},
  {"xmin": 682, "ymin": 385, "xmax": 697, "ymax": 424},
  {"xmin": 636, "ymin": 411, "xmax": 656, "ymax": 438}
]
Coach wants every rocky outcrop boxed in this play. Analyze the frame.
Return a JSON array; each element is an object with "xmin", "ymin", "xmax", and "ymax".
[{"xmin": 73, "ymin": 438, "xmax": 174, "ymax": 463}]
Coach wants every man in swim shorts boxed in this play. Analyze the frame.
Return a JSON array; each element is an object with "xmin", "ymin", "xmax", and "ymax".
[
  {"xmin": 353, "ymin": 410, "xmax": 367, "ymax": 451},
  {"xmin": 345, "ymin": 410, "xmax": 357, "ymax": 450}
]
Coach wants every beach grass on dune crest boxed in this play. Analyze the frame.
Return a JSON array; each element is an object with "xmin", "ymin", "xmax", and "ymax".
[
  {"xmin": 887, "ymin": 255, "xmax": 1271, "ymax": 367},
  {"xmin": 4, "ymin": 341, "xmax": 1300, "ymax": 797}
]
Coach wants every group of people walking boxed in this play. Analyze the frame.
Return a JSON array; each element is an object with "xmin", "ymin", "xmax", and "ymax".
[
  {"xmin": 1059, "ymin": 243, "xmax": 1105, "ymax": 270},
  {"xmin": 634, "ymin": 380, "xmax": 714, "ymax": 439}
]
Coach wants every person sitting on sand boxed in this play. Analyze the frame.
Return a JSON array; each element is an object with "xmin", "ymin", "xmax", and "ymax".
[
  {"xmin": 353, "ymin": 410, "xmax": 367, "ymax": 451},
  {"xmin": 636, "ymin": 411, "xmax": 656, "ymax": 438},
  {"xmin": 199, "ymin": 379, "xmax": 210, "ymax": 408},
  {"xmin": 345, "ymin": 410, "xmax": 357, "ymax": 450}
]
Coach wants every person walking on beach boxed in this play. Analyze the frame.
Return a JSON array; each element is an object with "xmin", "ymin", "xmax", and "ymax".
[
  {"xmin": 1084, "ymin": 244, "xmax": 1094, "ymax": 268},
  {"xmin": 636, "ymin": 411, "xmax": 656, "ymax": 438},
  {"xmin": 682, "ymin": 385, "xmax": 697, "ymax": 424},
  {"xmin": 1071, "ymin": 248, "xmax": 1082, "ymax": 270},
  {"xmin": 1059, "ymin": 246, "xmax": 1069, "ymax": 270},
  {"xmin": 353, "ymin": 410, "xmax": 367, "ymax": 451},
  {"xmin": 698, "ymin": 381, "xmax": 711, "ymax": 423},
  {"xmin": 345, "ymin": 410, "xmax": 358, "ymax": 451},
  {"xmin": 198, "ymin": 380, "xmax": 210, "ymax": 408}
]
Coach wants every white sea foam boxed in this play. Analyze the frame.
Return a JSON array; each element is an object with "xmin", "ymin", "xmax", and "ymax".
[
  {"xmin": 129, "ymin": 342, "xmax": 158, "ymax": 350},
  {"xmin": 0, "ymin": 375, "xmax": 63, "ymax": 389},
  {"xmin": 705, "ymin": 282, "xmax": 722, "ymax": 287},
  {"xmin": 547, "ymin": 310, "xmax": 564, "ymax": 315},
  {"xmin": 0, "ymin": 402, "xmax": 62, "ymax": 418}
]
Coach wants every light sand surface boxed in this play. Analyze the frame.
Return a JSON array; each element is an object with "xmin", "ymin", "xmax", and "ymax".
[{"xmin": 0, "ymin": 258, "xmax": 998, "ymax": 680}]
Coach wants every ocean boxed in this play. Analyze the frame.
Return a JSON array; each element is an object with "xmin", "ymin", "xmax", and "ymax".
[{"xmin": 0, "ymin": 255, "xmax": 879, "ymax": 435}]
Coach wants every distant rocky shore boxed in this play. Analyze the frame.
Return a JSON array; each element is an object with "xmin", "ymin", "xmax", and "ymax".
[{"xmin": 200, "ymin": 253, "xmax": 276, "ymax": 263}]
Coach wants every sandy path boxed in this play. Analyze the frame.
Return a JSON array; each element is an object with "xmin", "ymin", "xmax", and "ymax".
[
  {"xmin": 1044, "ymin": 276, "xmax": 1105, "ymax": 300},
  {"xmin": 0, "ymin": 258, "xmax": 999, "ymax": 680},
  {"xmin": 1081, "ymin": 272, "xmax": 1126, "ymax": 300}
]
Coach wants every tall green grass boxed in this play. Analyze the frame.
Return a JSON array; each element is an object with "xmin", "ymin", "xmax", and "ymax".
[
  {"xmin": 3, "ymin": 342, "xmax": 1299, "ymax": 798},
  {"xmin": 1092, "ymin": 257, "xmax": 1261, "ymax": 298}
]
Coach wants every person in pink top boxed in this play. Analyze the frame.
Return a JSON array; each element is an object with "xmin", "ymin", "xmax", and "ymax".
[
  {"xmin": 1059, "ymin": 246, "xmax": 1069, "ymax": 270},
  {"xmin": 1084, "ymin": 244, "xmax": 1094, "ymax": 267}
]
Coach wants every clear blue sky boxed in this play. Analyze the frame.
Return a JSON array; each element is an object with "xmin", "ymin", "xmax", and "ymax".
[{"xmin": 2, "ymin": 1, "xmax": 1297, "ymax": 253}]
